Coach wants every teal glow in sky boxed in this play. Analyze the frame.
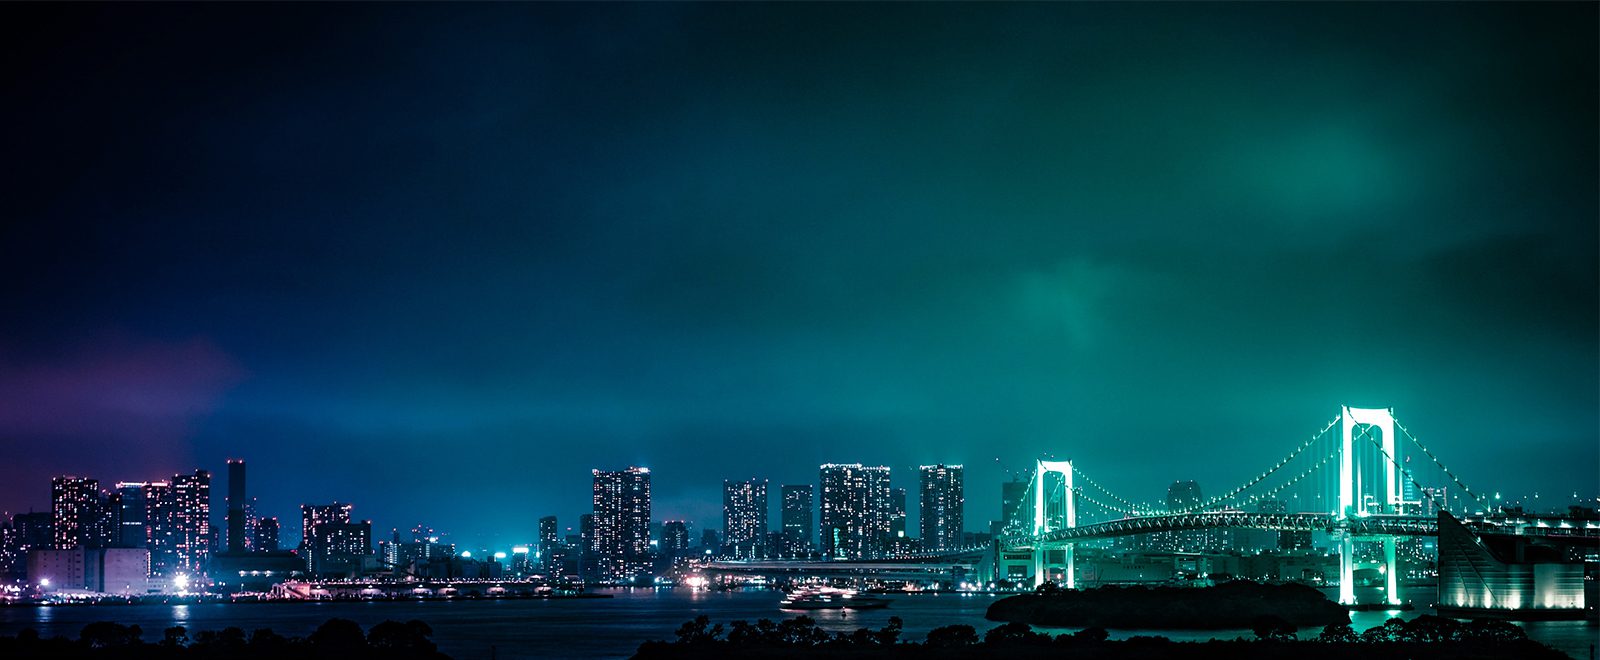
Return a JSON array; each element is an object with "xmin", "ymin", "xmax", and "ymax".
[{"xmin": 1, "ymin": 3, "xmax": 1595, "ymax": 547}]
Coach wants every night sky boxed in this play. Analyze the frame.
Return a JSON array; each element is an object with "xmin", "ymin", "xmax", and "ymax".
[{"xmin": 2, "ymin": 3, "xmax": 1595, "ymax": 550}]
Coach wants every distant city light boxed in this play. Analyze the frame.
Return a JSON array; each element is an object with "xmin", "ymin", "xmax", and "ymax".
[
  {"xmin": 493, "ymin": 551, "xmax": 507, "ymax": 559},
  {"xmin": 512, "ymin": 546, "xmax": 530, "ymax": 554},
  {"xmin": 460, "ymin": 551, "xmax": 472, "ymax": 558}
]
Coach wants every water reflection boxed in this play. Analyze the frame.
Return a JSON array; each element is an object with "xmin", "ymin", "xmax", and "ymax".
[{"xmin": 0, "ymin": 591, "xmax": 1590, "ymax": 660}]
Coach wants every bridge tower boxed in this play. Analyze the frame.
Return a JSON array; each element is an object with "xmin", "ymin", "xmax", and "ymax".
[
  {"xmin": 1338, "ymin": 405, "xmax": 1402, "ymax": 606},
  {"xmin": 1032, "ymin": 460, "xmax": 1076, "ymax": 588}
]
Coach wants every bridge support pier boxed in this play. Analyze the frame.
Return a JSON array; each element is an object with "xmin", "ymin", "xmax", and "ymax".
[
  {"xmin": 1029, "ymin": 543, "xmax": 1075, "ymax": 589},
  {"xmin": 1064, "ymin": 544, "xmax": 1075, "ymax": 590},
  {"xmin": 1383, "ymin": 536, "xmax": 1399, "ymax": 606},
  {"xmin": 1338, "ymin": 534, "xmax": 1355, "ymax": 605},
  {"xmin": 1032, "ymin": 546, "xmax": 1045, "ymax": 588}
]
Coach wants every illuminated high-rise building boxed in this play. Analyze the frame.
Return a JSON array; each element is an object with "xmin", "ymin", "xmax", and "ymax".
[
  {"xmin": 51, "ymin": 476, "xmax": 100, "ymax": 550},
  {"xmin": 818, "ymin": 464, "xmax": 891, "ymax": 560},
  {"xmin": 538, "ymin": 515, "xmax": 559, "ymax": 570},
  {"xmin": 889, "ymin": 488, "xmax": 907, "ymax": 540},
  {"xmin": 1, "ymin": 513, "xmax": 51, "ymax": 579},
  {"xmin": 591, "ymin": 467, "xmax": 651, "ymax": 581},
  {"xmin": 780, "ymin": 485, "xmax": 814, "ymax": 555},
  {"xmin": 113, "ymin": 483, "xmax": 149, "ymax": 549},
  {"xmin": 242, "ymin": 498, "xmax": 259, "ymax": 551},
  {"xmin": 919, "ymin": 464, "xmax": 964, "ymax": 551},
  {"xmin": 661, "ymin": 520, "xmax": 690, "ymax": 553},
  {"xmin": 722, "ymin": 478, "xmax": 768, "ymax": 558},
  {"xmin": 308, "ymin": 519, "xmax": 371, "ymax": 577},
  {"xmin": 578, "ymin": 513, "xmax": 596, "ymax": 575},
  {"xmin": 171, "ymin": 470, "xmax": 211, "ymax": 575},
  {"xmin": 301, "ymin": 503, "xmax": 353, "ymax": 571},
  {"xmin": 255, "ymin": 517, "xmax": 280, "ymax": 552},
  {"xmin": 1000, "ymin": 478, "xmax": 1029, "ymax": 532},
  {"xmin": 0, "ymin": 521, "xmax": 20, "ymax": 579},
  {"xmin": 142, "ymin": 482, "xmax": 176, "ymax": 575},
  {"xmin": 98, "ymin": 492, "xmax": 123, "ymax": 549}
]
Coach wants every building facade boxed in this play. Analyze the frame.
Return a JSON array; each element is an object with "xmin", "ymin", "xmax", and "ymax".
[
  {"xmin": 51, "ymin": 476, "xmax": 101, "ymax": 550},
  {"xmin": 255, "ymin": 517, "xmax": 280, "ymax": 552},
  {"xmin": 112, "ymin": 483, "xmax": 148, "ymax": 549},
  {"xmin": 819, "ymin": 464, "xmax": 891, "ymax": 560},
  {"xmin": 225, "ymin": 460, "xmax": 248, "ymax": 554},
  {"xmin": 919, "ymin": 464, "xmax": 965, "ymax": 552},
  {"xmin": 308, "ymin": 521, "xmax": 372, "ymax": 577},
  {"xmin": 780, "ymin": 484, "xmax": 814, "ymax": 556},
  {"xmin": 661, "ymin": 520, "xmax": 690, "ymax": 553},
  {"xmin": 722, "ymin": 478, "xmax": 768, "ymax": 558},
  {"xmin": 142, "ymin": 482, "xmax": 176, "ymax": 575},
  {"xmin": 591, "ymin": 467, "xmax": 651, "ymax": 582},
  {"xmin": 170, "ymin": 470, "xmax": 211, "ymax": 575},
  {"xmin": 539, "ymin": 515, "xmax": 559, "ymax": 572},
  {"xmin": 300, "ymin": 503, "xmax": 353, "ymax": 572}
]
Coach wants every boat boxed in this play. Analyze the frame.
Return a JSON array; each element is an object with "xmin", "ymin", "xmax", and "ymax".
[{"xmin": 779, "ymin": 587, "xmax": 891, "ymax": 610}]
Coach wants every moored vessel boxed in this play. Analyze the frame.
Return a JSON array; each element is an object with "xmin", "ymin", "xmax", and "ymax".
[{"xmin": 779, "ymin": 587, "xmax": 891, "ymax": 610}]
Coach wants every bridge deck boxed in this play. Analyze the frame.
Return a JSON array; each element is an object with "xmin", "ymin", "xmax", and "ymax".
[{"xmin": 1002, "ymin": 512, "xmax": 1599, "ymax": 550}]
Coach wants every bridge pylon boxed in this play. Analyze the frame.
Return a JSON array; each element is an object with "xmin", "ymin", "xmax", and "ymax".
[
  {"xmin": 1337, "ymin": 405, "xmax": 1403, "ymax": 606},
  {"xmin": 1032, "ymin": 460, "xmax": 1076, "ymax": 588}
]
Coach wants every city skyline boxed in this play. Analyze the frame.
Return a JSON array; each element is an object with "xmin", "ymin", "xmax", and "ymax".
[
  {"xmin": 1, "ymin": 2, "xmax": 1595, "ymax": 551},
  {"xmin": 7, "ymin": 429, "xmax": 1596, "ymax": 555}
]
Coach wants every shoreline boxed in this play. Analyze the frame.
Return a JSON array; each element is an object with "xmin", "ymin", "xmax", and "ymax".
[{"xmin": 0, "ymin": 592, "xmax": 614, "ymax": 608}]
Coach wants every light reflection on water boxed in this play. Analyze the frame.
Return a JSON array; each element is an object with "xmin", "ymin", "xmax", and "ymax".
[{"xmin": 0, "ymin": 590, "xmax": 1590, "ymax": 660}]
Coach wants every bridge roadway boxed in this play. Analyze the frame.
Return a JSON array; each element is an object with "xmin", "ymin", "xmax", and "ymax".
[
  {"xmin": 703, "ymin": 547, "xmax": 992, "ymax": 580},
  {"xmin": 1001, "ymin": 511, "xmax": 1600, "ymax": 550}
]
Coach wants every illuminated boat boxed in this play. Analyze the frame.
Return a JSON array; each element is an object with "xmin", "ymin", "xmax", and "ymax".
[{"xmin": 779, "ymin": 587, "xmax": 891, "ymax": 610}]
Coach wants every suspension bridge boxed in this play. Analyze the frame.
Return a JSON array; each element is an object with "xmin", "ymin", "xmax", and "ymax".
[{"xmin": 997, "ymin": 406, "xmax": 1599, "ymax": 607}]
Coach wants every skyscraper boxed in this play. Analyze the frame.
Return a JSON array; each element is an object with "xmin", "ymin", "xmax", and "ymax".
[
  {"xmin": 301, "ymin": 503, "xmax": 353, "ymax": 572},
  {"xmin": 2, "ymin": 513, "xmax": 51, "ymax": 578},
  {"xmin": 578, "ymin": 513, "xmax": 596, "ymax": 575},
  {"xmin": 1159, "ymin": 480, "xmax": 1220, "ymax": 552},
  {"xmin": 722, "ymin": 478, "xmax": 768, "ymax": 558},
  {"xmin": 661, "ymin": 520, "xmax": 690, "ymax": 553},
  {"xmin": 98, "ymin": 491, "xmax": 123, "ymax": 549},
  {"xmin": 113, "ymin": 483, "xmax": 149, "ymax": 549},
  {"xmin": 143, "ymin": 482, "xmax": 176, "ymax": 575},
  {"xmin": 308, "ymin": 520, "xmax": 371, "ymax": 577},
  {"xmin": 591, "ymin": 467, "xmax": 651, "ymax": 582},
  {"xmin": 780, "ymin": 485, "xmax": 814, "ymax": 555},
  {"xmin": 255, "ymin": 517, "xmax": 280, "ymax": 552},
  {"xmin": 225, "ymin": 459, "xmax": 247, "ymax": 554},
  {"xmin": 818, "ymin": 464, "xmax": 891, "ymax": 560},
  {"xmin": 539, "ymin": 515, "xmax": 559, "ymax": 571},
  {"xmin": 51, "ymin": 476, "xmax": 100, "ymax": 550},
  {"xmin": 919, "ymin": 464, "xmax": 964, "ymax": 551},
  {"xmin": 1000, "ymin": 478, "xmax": 1029, "ymax": 532},
  {"xmin": 171, "ymin": 470, "xmax": 211, "ymax": 574}
]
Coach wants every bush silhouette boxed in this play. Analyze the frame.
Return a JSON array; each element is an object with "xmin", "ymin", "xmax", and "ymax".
[{"xmin": 924, "ymin": 624, "xmax": 979, "ymax": 648}]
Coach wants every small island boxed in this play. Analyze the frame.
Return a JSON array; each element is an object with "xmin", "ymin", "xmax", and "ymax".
[{"xmin": 985, "ymin": 581, "xmax": 1351, "ymax": 629}]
